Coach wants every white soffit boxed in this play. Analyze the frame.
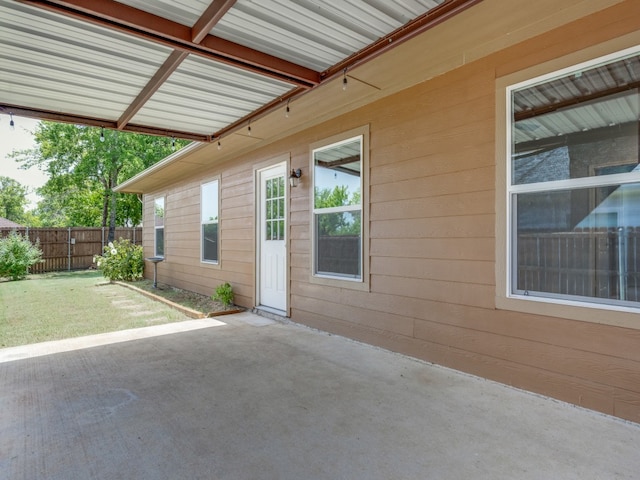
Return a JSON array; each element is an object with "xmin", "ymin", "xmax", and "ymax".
[{"xmin": 0, "ymin": 0, "xmax": 172, "ymax": 120}]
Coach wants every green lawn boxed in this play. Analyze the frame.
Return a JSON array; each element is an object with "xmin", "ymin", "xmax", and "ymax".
[{"xmin": 0, "ymin": 271, "xmax": 191, "ymax": 348}]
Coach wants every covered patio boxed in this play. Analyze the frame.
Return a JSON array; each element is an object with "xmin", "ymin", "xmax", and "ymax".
[{"xmin": 2, "ymin": 312, "xmax": 639, "ymax": 479}]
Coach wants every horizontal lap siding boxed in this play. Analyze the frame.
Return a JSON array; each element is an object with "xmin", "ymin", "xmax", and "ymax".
[
  {"xmin": 138, "ymin": 1, "xmax": 640, "ymax": 422},
  {"xmin": 144, "ymin": 161, "xmax": 255, "ymax": 305},
  {"xmin": 290, "ymin": 7, "xmax": 640, "ymax": 422}
]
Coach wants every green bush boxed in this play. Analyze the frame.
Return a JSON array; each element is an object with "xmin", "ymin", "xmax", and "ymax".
[
  {"xmin": 212, "ymin": 282, "xmax": 234, "ymax": 308},
  {"xmin": 94, "ymin": 239, "xmax": 144, "ymax": 282},
  {"xmin": 0, "ymin": 231, "xmax": 43, "ymax": 281}
]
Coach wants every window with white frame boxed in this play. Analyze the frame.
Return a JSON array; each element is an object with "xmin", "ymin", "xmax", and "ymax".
[
  {"xmin": 201, "ymin": 180, "xmax": 219, "ymax": 263},
  {"xmin": 154, "ymin": 196, "xmax": 165, "ymax": 257},
  {"xmin": 508, "ymin": 47, "xmax": 640, "ymax": 309},
  {"xmin": 313, "ymin": 135, "xmax": 363, "ymax": 280}
]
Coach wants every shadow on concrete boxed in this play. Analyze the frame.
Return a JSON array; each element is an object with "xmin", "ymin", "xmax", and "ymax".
[{"xmin": 2, "ymin": 312, "xmax": 639, "ymax": 479}]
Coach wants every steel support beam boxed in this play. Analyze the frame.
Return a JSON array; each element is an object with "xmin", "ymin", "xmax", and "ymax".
[{"xmin": 19, "ymin": 0, "xmax": 320, "ymax": 87}]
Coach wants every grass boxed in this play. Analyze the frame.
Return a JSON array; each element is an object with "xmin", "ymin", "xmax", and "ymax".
[{"xmin": 0, "ymin": 271, "xmax": 196, "ymax": 348}]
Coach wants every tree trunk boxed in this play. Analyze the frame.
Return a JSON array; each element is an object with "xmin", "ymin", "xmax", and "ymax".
[
  {"xmin": 107, "ymin": 171, "xmax": 118, "ymax": 243},
  {"xmin": 101, "ymin": 189, "xmax": 108, "ymax": 228}
]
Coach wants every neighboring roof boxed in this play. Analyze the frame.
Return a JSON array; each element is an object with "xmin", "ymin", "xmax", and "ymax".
[
  {"xmin": 0, "ymin": 0, "xmax": 475, "ymax": 142},
  {"xmin": 0, "ymin": 217, "xmax": 23, "ymax": 228}
]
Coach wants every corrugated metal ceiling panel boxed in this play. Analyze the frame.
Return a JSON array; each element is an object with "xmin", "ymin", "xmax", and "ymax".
[
  {"xmin": 116, "ymin": 0, "xmax": 446, "ymax": 72},
  {"xmin": 0, "ymin": 0, "xmax": 478, "ymax": 140},
  {"xmin": 0, "ymin": 0, "xmax": 172, "ymax": 119},
  {"xmin": 115, "ymin": 0, "xmax": 209, "ymax": 27},
  {"xmin": 131, "ymin": 55, "xmax": 293, "ymax": 135},
  {"xmin": 513, "ymin": 53, "xmax": 640, "ymax": 144},
  {"xmin": 211, "ymin": 0, "xmax": 445, "ymax": 71}
]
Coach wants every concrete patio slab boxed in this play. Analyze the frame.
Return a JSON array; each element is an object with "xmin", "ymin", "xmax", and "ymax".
[{"xmin": 1, "ymin": 312, "xmax": 639, "ymax": 479}]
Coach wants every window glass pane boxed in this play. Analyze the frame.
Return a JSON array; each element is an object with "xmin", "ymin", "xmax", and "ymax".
[
  {"xmin": 201, "ymin": 182, "xmax": 218, "ymax": 223},
  {"xmin": 267, "ymin": 199, "xmax": 274, "ymax": 221},
  {"xmin": 266, "ymin": 178, "xmax": 274, "ymax": 199},
  {"xmin": 202, "ymin": 223, "xmax": 218, "ymax": 262},
  {"xmin": 514, "ymin": 184, "xmax": 640, "ymax": 304},
  {"xmin": 154, "ymin": 198, "xmax": 164, "ymax": 227},
  {"xmin": 278, "ymin": 197, "xmax": 284, "ymax": 220},
  {"xmin": 314, "ymin": 137, "xmax": 362, "ymax": 208},
  {"xmin": 315, "ymin": 211, "xmax": 361, "ymax": 278},
  {"xmin": 511, "ymin": 53, "xmax": 640, "ymax": 185},
  {"xmin": 278, "ymin": 220, "xmax": 285, "ymax": 240},
  {"xmin": 155, "ymin": 228, "xmax": 164, "ymax": 257}
]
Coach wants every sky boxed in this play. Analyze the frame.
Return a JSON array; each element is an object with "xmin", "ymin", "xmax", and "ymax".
[{"xmin": 0, "ymin": 115, "xmax": 48, "ymax": 207}]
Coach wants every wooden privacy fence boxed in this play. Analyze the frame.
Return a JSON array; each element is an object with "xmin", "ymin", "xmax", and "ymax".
[
  {"xmin": 517, "ymin": 227, "xmax": 640, "ymax": 302},
  {"xmin": 0, "ymin": 227, "xmax": 142, "ymax": 274}
]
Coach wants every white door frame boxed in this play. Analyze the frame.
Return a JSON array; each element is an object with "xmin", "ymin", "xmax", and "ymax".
[{"xmin": 255, "ymin": 159, "xmax": 289, "ymax": 315}]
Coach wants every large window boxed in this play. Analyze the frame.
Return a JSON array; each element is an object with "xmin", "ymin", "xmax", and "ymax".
[
  {"xmin": 508, "ymin": 47, "xmax": 640, "ymax": 309},
  {"xmin": 154, "ymin": 197, "xmax": 165, "ymax": 257},
  {"xmin": 313, "ymin": 135, "xmax": 363, "ymax": 280},
  {"xmin": 201, "ymin": 180, "xmax": 219, "ymax": 263}
]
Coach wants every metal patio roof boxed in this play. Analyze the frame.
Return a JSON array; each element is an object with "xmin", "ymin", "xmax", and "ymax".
[{"xmin": 0, "ymin": 0, "xmax": 479, "ymax": 142}]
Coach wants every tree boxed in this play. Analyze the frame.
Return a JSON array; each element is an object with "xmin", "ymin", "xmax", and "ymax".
[
  {"xmin": 14, "ymin": 123, "xmax": 187, "ymax": 240},
  {"xmin": 314, "ymin": 185, "xmax": 361, "ymax": 236},
  {"xmin": 0, "ymin": 176, "xmax": 29, "ymax": 224}
]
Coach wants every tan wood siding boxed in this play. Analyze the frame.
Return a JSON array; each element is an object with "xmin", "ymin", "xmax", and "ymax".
[{"xmin": 137, "ymin": 1, "xmax": 640, "ymax": 423}]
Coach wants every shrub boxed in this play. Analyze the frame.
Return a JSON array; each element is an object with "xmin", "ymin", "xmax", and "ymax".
[
  {"xmin": 212, "ymin": 282, "xmax": 234, "ymax": 308},
  {"xmin": 94, "ymin": 239, "xmax": 144, "ymax": 282},
  {"xmin": 0, "ymin": 231, "xmax": 43, "ymax": 281}
]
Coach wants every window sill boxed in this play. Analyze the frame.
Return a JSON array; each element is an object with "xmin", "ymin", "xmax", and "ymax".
[
  {"xmin": 496, "ymin": 293, "xmax": 640, "ymax": 330},
  {"xmin": 309, "ymin": 274, "xmax": 370, "ymax": 292}
]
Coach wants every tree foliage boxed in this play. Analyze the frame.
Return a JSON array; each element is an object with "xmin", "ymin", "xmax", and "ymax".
[
  {"xmin": 94, "ymin": 238, "xmax": 144, "ymax": 282},
  {"xmin": 0, "ymin": 231, "xmax": 43, "ymax": 280},
  {"xmin": 0, "ymin": 176, "xmax": 29, "ymax": 224},
  {"xmin": 314, "ymin": 185, "xmax": 361, "ymax": 236},
  {"xmin": 14, "ymin": 122, "xmax": 188, "ymax": 238}
]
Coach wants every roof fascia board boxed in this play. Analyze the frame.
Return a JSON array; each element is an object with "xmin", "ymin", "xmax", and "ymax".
[{"xmin": 19, "ymin": 0, "xmax": 320, "ymax": 87}]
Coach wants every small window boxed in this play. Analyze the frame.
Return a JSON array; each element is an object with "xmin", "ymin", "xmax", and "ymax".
[
  {"xmin": 201, "ymin": 180, "xmax": 219, "ymax": 263},
  {"xmin": 508, "ymin": 48, "xmax": 640, "ymax": 309},
  {"xmin": 154, "ymin": 197, "xmax": 165, "ymax": 257},
  {"xmin": 265, "ymin": 175, "xmax": 285, "ymax": 241},
  {"xmin": 313, "ymin": 135, "xmax": 363, "ymax": 280}
]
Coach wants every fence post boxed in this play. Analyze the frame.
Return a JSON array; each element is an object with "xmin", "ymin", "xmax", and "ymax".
[
  {"xmin": 68, "ymin": 227, "xmax": 71, "ymax": 271},
  {"xmin": 26, "ymin": 226, "xmax": 30, "ymax": 274},
  {"xmin": 102, "ymin": 227, "xmax": 105, "ymax": 250}
]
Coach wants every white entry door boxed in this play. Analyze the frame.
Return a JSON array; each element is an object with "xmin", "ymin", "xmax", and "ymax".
[{"xmin": 258, "ymin": 163, "xmax": 287, "ymax": 312}]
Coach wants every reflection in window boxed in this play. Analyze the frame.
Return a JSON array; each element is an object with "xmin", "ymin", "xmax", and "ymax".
[
  {"xmin": 201, "ymin": 181, "xmax": 219, "ymax": 263},
  {"xmin": 509, "ymin": 49, "xmax": 640, "ymax": 307},
  {"xmin": 313, "ymin": 136, "xmax": 362, "ymax": 279},
  {"xmin": 154, "ymin": 197, "xmax": 165, "ymax": 257}
]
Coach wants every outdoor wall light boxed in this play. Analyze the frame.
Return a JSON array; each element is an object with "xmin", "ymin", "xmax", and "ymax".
[
  {"xmin": 289, "ymin": 168, "xmax": 302, "ymax": 187},
  {"xmin": 9, "ymin": 113, "xmax": 15, "ymax": 130},
  {"xmin": 100, "ymin": 126, "xmax": 105, "ymax": 142}
]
